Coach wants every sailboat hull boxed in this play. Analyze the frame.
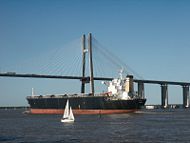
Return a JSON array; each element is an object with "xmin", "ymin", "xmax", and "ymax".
[
  {"xmin": 27, "ymin": 95, "xmax": 146, "ymax": 114},
  {"xmin": 61, "ymin": 118, "xmax": 74, "ymax": 123}
]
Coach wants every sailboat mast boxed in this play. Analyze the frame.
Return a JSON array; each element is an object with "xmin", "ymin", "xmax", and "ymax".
[
  {"xmin": 88, "ymin": 33, "xmax": 95, "ymax": 96},
  {"xmin": 81, "ymin": 34, "xmax": 86, "ymax": 93}
]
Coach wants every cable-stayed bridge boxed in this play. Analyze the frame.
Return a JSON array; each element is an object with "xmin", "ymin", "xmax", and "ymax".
[{"xmin": 0, "ymin": 33, "xmax": 190, "ymax": 108}]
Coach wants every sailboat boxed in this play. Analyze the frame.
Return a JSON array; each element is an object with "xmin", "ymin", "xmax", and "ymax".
[{"xmin": 61, "ymin": 100, "xmax": 75, "ymax": 123}]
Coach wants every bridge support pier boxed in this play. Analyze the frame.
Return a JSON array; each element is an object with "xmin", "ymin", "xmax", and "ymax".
[
  {"xmin": 161, "ymin": 84, "xmax": 168, "ymax": 108},
  {"xmin": 138, "ymin": 82, "xmax": 145, "ymax": 98},
  {"xmin": 182, "ymin": 85, "xmax": 189, "ymax": 108}
]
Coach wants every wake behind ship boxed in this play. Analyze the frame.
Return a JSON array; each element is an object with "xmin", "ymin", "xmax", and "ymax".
[{"xmin": 26, "ymin": 33, "xmax": 146, "ymax": 114}]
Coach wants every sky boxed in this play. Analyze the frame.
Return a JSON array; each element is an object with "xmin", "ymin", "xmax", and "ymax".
[{"xmin": 0, "ymin": 0, "xmax": 190, "ymax": 106}]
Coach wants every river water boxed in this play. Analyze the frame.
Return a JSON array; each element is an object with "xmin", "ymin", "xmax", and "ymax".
[{"xmin": 0, "ymin": 108, "xmax": 190, "ymax": 143}]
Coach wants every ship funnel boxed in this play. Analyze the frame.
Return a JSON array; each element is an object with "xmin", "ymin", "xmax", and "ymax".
[{"xmin": 125, "ymin": 75, "xmax": 134, "ymax": 93}]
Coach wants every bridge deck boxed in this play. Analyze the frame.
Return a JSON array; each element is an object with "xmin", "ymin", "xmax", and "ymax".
[{"xmin": 0, "ymin": 73, "xmax": 190, "ymax": 86}]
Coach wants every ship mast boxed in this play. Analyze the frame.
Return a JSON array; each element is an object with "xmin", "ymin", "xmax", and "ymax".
[
  {"xmin": 88, "ymin": 33, "xmax": 95, "ymax": 96},
  {"xmin": 81, "ymin": 34, "xmax": 86, "ymax": 93}
]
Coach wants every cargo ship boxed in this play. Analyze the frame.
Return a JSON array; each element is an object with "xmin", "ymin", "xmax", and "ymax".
[
  {"xmin": 26, "ymin": 33, "xmax": 146, "ymax": 114},
  {"xmin": 27, "ymin": 73, "xmax": 146, "ymax": 114}
]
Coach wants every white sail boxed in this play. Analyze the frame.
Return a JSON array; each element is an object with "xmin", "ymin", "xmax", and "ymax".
[
  {"xmin": 61, "ymin": 99, "xmax": 75, "ymax": 123},
  {"xmin": 69, "ymin": 106, "xmax": 75, "ymax": 120},
  {"xmin": 63, "ymin": 100, "xmax": 69, "ymax": 119}
]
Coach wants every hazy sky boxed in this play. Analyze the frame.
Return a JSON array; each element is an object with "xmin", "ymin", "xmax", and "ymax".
[{"xmin": 0, "ymin": 0, "xmax": 190, "ymax": 106}]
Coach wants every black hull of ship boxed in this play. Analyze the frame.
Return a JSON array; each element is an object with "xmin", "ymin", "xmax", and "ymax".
[{"xmin": 26, "ymin": 95, "xmax": 146, "ymax": 114}]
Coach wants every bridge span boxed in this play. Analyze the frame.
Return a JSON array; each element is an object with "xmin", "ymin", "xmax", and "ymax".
[
  {"xmin": 0, "ymin": 72, "xmax": 190, "ymax": 108},
  {"xmin": 134, "ymin": 80, "xmax": 190, "ymax": 108},
  {"xmin": 1, "ymin": 34, "xmax": 189, "ymax": 108}
]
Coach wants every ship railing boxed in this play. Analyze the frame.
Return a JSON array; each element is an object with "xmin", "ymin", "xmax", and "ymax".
[{"xmin": 26, "ymin": 93, "xmax": 92, "ymax": 99}]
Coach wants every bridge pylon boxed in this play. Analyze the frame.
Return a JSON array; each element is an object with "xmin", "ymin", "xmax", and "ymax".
[
  {"xmin": 182, "ymin": 85, "xmax": 189, "ymax": 108},
  {"xmin": 161, "ymin": 84, "xmax": 168, "ymax": 108}
]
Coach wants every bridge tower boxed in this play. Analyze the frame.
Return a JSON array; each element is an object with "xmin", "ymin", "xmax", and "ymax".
[
  {"xmin": 81, "ymin": 34, "xmax": 86, "ymax": 93},
  {"xmin": 80, "ymin": 33, "xmax": 95, "ymax": 96},
  {"xmin": 88, "ymin": 33, "xmax": 95, "ymax": 96}
]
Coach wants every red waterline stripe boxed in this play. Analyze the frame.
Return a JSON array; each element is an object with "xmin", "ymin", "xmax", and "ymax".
[{"xmin": 29, "ymin": 109, "xmax": 137, "ymax": 115}]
